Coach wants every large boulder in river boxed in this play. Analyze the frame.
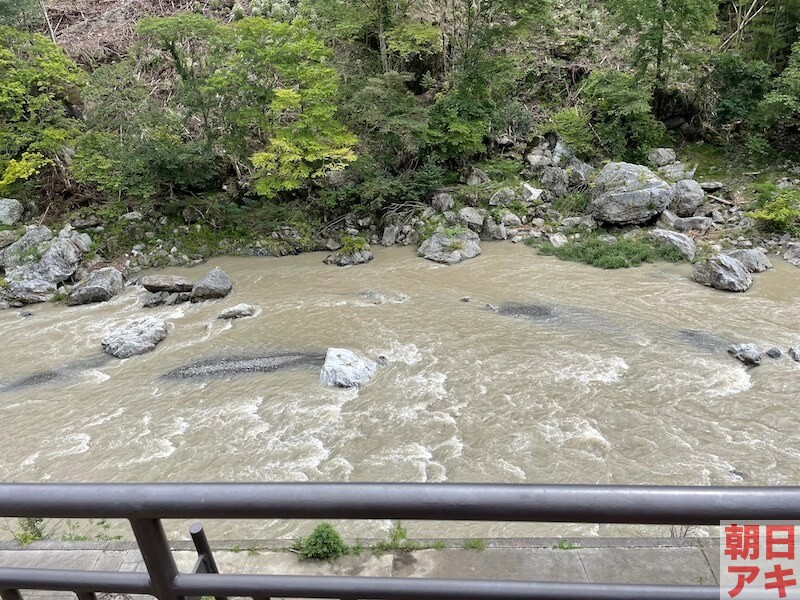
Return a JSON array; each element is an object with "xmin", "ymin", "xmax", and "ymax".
[
  {"xmin": 589, "ymin": 163, "xmax": 673, "ymax": 225},
  {"xmin": 320, "ymin": 348, "xmax": 376, "ymax": 387},
  {"xmin": 648, "ymin": 229, "xmax": 695, "ymax": 260},
  {"xmin": 692, "ymin": 254, "xmax": 752, "ymax": 292},
  {"xmin": 5, "ymin": 278, "xmax": 56, "ymax": 304},
  {"xmin": 218, "ymin": 303, "xmax": 256, "ymax": 320},
  {"xmin": 418, "ymin": 229, "xmax": 481, "ymax": 265},
  {"xmin": 669, "ymin": 180, "xmax": 705, "ymax": 217},
  {"xmin": 141, "ymin": 274, "xmax": 194, "ymax": 293},
  {"xmin": 28, "ymin": 238, "xmax": 82, "ymax": 284},
  {"xmin": 0, "ymin": 199, "xmax": 23, "ymax": 226},
  {"xmin": 723, "ymin": 249, "xmax": 772, "ymax": 273},
  {"xmin": 0, "ymin": 226, "xmax": 52, "ymax": 268},
  {"xmin": 324, "ymin": 246, "xmax": 374, "ymax": 267},
  {"xmin": 102, "ymin": 317, "xmax": 168, "ymax": 358},
  {"xmin": 191, "ymin": 267, "xmax": 232, "ymax": 300},
  {"xmin": 68, "ymin": 267, "xmax": 124, "ymax": 305},
  {"xmin": 728, "ymin": 343, "xmax": 762, "ymax": 366}
]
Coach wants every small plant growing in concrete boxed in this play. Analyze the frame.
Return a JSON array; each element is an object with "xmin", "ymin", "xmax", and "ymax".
[
  {"xmin": 299, "ymin": 522, "xmax": 349, "ymax": 561},
  {"xmin": 463, "ymin": 538, "xmax": 485, "ymax": 551},
  {"xmin": 553, "ymin": 539, "xmax": 580, "ymax": 550}
]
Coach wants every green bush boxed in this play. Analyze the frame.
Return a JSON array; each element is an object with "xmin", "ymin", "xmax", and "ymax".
[
  {"xmin": 536, "ymin": 235, "xmax": 684, "ymax": 268},
  {"xmin": 540, "ymin": 107, "xmax": 595, "ymax": 160},
  {"xmin": 553, "ymin": 192, "xmax": 589, "ymax": 216},
  {"xmin": 339, "ymin": 235, "xmax": 369, "ymax": 254},
  {"xmin": 299, "ymin": 522, "xmax": 349, "ymax": 561},
  {"xmin": 747, "ymin": 189, "xmax": 800, "ymax": 233},
  {"xmin": 712, "ymin": 53, "xmax": 771, "ymax": 125}
]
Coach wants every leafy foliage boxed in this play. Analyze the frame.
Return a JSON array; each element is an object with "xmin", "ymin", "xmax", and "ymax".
[
  {"xmin": 0, "ymin": 27, "xmax": 85, "ymax": 198},
  {"xmin": 535, "ymin": 234, "xmax": 684, "ymax": 268},
  {"xmin": 713, "ymin": 53, "xmax": 772, "ymax": 125},
  {"xmin": 540, "ymin": 107, "xmax": 594, "ymax": 159},
  {"xmin": 582, "ymin": 70, "xmax": 666, "ymax": 161},
  {"xmin": 747, "ymin": 185, "xmax": 800, "ymax": 232},
  {"xmin": 299, "ymin": 522, "xmax": 349, "ymax": 561}
]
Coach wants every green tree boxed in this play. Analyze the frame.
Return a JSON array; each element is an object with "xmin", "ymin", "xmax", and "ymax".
[
  {"xmin": 0, "ymin": 0, "xmax": 42, "ymax": 29},
  {"xmin": 607, "ymin": 0, "xmax": 717, "ymax": 87},
  {"xmin": 0, "ymin": 26, "xmax": 85, "ymax": 199}
]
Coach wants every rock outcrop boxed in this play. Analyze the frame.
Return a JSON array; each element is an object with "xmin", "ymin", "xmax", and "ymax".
[
  {"xmin": 418, "ymin": 229, "xmax": 481, "ymax": 265},
  {"xmin": 0, "ymin": 199, "xmax": 23, "ymax": 226},
  {"xmin": 102, "ymin": 317, "xmax": 168, "ymax": 358},
  {"xmin": 67, "ymin": 267, "xmax": 124, "ymax": 305},
  {"xmin": 692, "ymin": 254, "xmax": 753, "ymax": 292},
  {"xmin": 589, "ymin": 163, "xmax": 673, "ymax": 225},
  {"xmin": 191, "ymin": 267, "xmax": 232, "ymax": 299},
  {"xmin": 670, "ymin": 180, "xmax": 705, "ymax": 217},
  {"xmin": 320, "ymin": 348, "xmax": 377, "ymax": 387},
  {"xmin": 324, "ymin": 246, "xmax": 374, "ymax": 266},
  {"xmin": 722, "ymin": 249, "xmax": 772, "ymax": 273}
]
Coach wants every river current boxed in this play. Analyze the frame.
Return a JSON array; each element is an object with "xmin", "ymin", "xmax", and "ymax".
[{"xmin": 1, "ymin": 243, "xmax": 799, "ymax": 540}]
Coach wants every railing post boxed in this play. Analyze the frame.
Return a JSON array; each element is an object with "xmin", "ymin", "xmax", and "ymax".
[
  {"xmin": 129, "ymin": 518, "xmax": 184, "ymax": 600},
  {"xmin": 189, "ymin": 523, "xmax": 227, "ymax": 600},
  {"xmin": 0, "ymin": 590, "xmax": 22, "ymax": 600}
]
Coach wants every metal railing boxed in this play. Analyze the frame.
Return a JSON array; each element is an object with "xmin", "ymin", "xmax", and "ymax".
[{"xmin": 0, "ymin": 483, "xmax": 798, "ymax": 600}]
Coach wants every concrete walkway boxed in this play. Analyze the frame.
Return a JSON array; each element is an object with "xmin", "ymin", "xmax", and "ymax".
[{"xmin": 0, "ymin": 537, "xmax": 721, "ymax": 598}]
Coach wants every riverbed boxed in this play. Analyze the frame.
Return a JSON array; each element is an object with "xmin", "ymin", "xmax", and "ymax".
[{"xmin": 1, "ymin": 243, "xmax": 798, "ymax": 540}]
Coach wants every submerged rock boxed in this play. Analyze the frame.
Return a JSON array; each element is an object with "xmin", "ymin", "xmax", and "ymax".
[
  {"xmin": 102, "ymin": 317, "xmax": 168, "ymax": 358},
  {"xmin": 218, "ymin": 303, "xmax": 257, "ymax": 320},
  {"xmin": 692, "ymin": 255, "xmax": 752, "ymax": 292},
  {"xmin": 165, "ymin": 352, "xmax": 325, "ymax": 378},
  {"xmin": 677, "ymin": 329, "xmax": 731, "ymax": 352},
  {"xmin": 191, "ymin": 267, "xmax": 232, "ymax": 300},
  {"xmin": 141, "ymin": 274, "xmax": 194, "ymax": 293},
  {"xmin": 495, "ymin": 303, "xmax": 557, "ymax": 320},
  {"xmin": 320, "ymin": 348, "xmax": 377, "ymax": 388},
  {"xmin": 766, "ymin": 347, "xmax": 783, "ymax": 359},
  {"xmin": 0, "ymin": 370, "xmax": 61, "ymax": 394},
  {"xmin": 589, "ymin": 162, "xmax": 673, "ymax": 225},
  {"xmin": 728, "ymin": 343, "xmax": 762, "ymax": 366},
  {"xmin": 68, "ymin": 267, "xmax": 124, "ymax": 305},
  {"xmin": 418, "ymin": 229, "xmax": 481, "ymax": 265},
  {"xmin": 324, "ymin": 247, "xmax": 374, "ymax": 267},
  {"xmin": 789, "ymin": 346, "xmax": 800, "ymax": 362}
]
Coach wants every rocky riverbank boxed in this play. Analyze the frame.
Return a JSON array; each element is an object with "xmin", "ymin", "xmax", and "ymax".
[{"xmin": 1, "ymin": 136, "xmax": 799, "ymax": 311}]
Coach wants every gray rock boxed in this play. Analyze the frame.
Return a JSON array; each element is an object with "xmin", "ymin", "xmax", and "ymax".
[
  {"xmin": 120, "ymin": 211, "xmax": 143, "ymax": 221},
  {"xmin": 0, "ymin": 198, "xmax": 23, "ymax": 226},
  {"xmin": 191, "ymin": 267, "xmax": 233, "ymax": 299},
  {"xmin": 218, "ymin": 303, "xmax": 257, "ymax": 319},
  {"xmin": 597, "ymin": 235, "xmax": 617, "ymax": 244},
  {"xmin": 325, "ymin": 238, "xmax": 342, "ymax": 251},
  {"xmin": 141, "ymin": 274, "xmax": 194, "ymax": 293},
  {"xmin": 700, "ymin": 181, "xmax": 724, "ymax": 192},
  {"xmin": 548, "ymin": 233, "xmax": 568, "ymax": 248},
  {"xmin": 143, "ymin": 291, "xmax": 170, "ymax": 308},
  {"xmin": 0, "ymin": 226, "xmax": 52, "ymax": 268},
  {"xmin": 589, "ymin": 163, "xmax": 673, "ymax": 225},
  {"xmin": 541, "ymin": 166, "xmax": 569, "ymax": 197},
  {"xmin": 165, "ymin": 352, "xmax": 324, "ymax": 378},
  {"xmin": 566, "ymin": 158, "xmax": 593, "ymax": 188},
  {"xmin": 466, "ymin": 167, "xmax": 490, "ymax": 186},
  {"xmin": 656, "ymin": 209, "xmax": 678, "ymax": 229},
  {"xmin": 458, "ymin": 207, "xmax": 486, "ymax": 232},
  {"xmin": 692, "ymin": 254, "xmax": 753, "ymax": 292},
  {"xmin": 320, "ymin": 348, "xmax": 377, "ymax": 387},
  {"xmin": 102, "ymin": 317, "xmax": 168, "ymax": 359},
  {"xmin": 482, "ymin": 218, "xmax": 507, "ymax": 240},
  {"xmin": 501, "ymin": 212, "xmax": 522, "ymax": 227},
  {"xmin": 68, "ymin": 267, "xmax": 124, "ymax": 305},
  {"xmin": 521, "ymin": 184, "xmax": 545, "ymax": 204},
  {"xmin": 561, "ymin": 216, "xmax": 584, "ymax": 229},
  {"xmin": 670, "ymin": 180, "xmax": 706, "ymax": 217},
  {"xmin": 728, "ymin": 343, "xmax": 762, "ymax": 366},
  {"xmin": 766, "ymin": 347, "xmax": 782, "ymax": 359},
  {"xmin": 723, "ymin": 249, "xmax": 772, "ymax": 273},
  {"xmin": 525, "ymin": 137, "xmax": 573, "ymax": 170},
  {"xmin": 324, "ymin": 248, "xmax": 374, "ymax": 266},
  {"xmin": 489, "ymin": 187, "xmax": 516, "ymax": 206},
  {"xmin": 30, "ymin": 238, "xmax": 82, "ymax": 284},
  {"xmin": 432, "ymin": 192, "xmax": 455, "ymax": 212},
  {"xmin": 674, "ymin": 216, "xmax": 712, "ymax": 234},
  {"xmin": 0, "ymin": 229, "xmax": 20, "ymax": 249},
  {"xmin": 165, "ymin": 292, "xmax": 191, "ymax": 306},
  {"xmin": 648, "ymin": 148, "xmax": 677, "ymax": 167},
  {"xmin": 418, "ymin": 229, "xmax": 481, "ymax": 265},
  {"xmin": 784, "ymin": 245, "xmax": 800, "ymax": 268},
  {"xmin": 5, "ymin": 278, "xmax": 56, "ymax": 304},
  {"xmin": 381, "ymin": 225, "xmax": 398, "ymax": 246},
  {"xmin": 70, "ymin": 232, "xmax": 92, "ymax": 253},
  {"xmin": 648, "ymin": 228, "xmax": 696, "ymax": 260},
  {"xmin": 789, "ymin": 346, "xmax": 800, "ymax": 362},
  {"xmin": 658, "ymin": 161, "xmax": 696, "ymax": 182},
  {"xmin": 712, "ymin": 210, "xmax": 726, "ymax": 224}
]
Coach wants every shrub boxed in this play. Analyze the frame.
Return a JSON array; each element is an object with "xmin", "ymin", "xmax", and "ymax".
[
  {"xmin": 553, "ymin": 192, "xmax": 589, "ymax": 216},
  {"xmin": 712, "ymin": 53, "xmax": 771, "ymax": 125},
  {"xmin": 747, "ymin": 189, "xmax": 800, "ymax": 233},
  {"xmin": 537, "ymin": 235, "xmax": 684, "ymax": 268},
  {"xmin": 540, "ymin": 107, "xmax": 595, "ymax": 160},
  {"xmin": 299, "ymin": 522, "xmax": 349, "ymax": 561},
  {"xmin": 374, "ymin": 521, "xmax": 420, "ymax": 552},
  {"xmin": 339, "ymin": 235, "xmax": 369, "ymax": 254}
]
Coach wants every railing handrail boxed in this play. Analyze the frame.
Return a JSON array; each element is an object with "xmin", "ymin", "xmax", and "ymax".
[{"xmin": 0, "ymin": 482, "xmax": 798, "ymax": 524}]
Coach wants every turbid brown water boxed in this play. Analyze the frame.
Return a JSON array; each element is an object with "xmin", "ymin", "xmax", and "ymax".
[{"xmin": 1, "ymin": 244, "xmax": 799, "ymax": 540}]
